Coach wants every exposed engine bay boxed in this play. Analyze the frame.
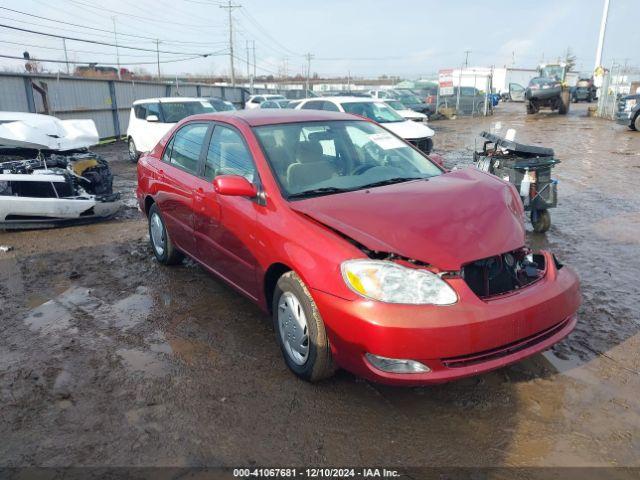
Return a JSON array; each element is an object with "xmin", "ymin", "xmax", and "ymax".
[
  {"xmin": 0, "ymin": 113, "xmax": 120, "ymax": 230},
  {"xmin": 461, "ymin": 249, "xmax": 547, "ymax": 298}
]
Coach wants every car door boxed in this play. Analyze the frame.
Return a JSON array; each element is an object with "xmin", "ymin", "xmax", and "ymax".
[
  {"xmin": 155, "ymin": 122, "xmax": 210, "ymax": 257},
  {"xmin": 509, "ymin": 83, "xmax": 526, "ymax": 102},
  {"xmin": 137, "ymin": 102, "xmax": 169, "ymax": 152},
  {"xmin": 193, "ymin": 123, "xmax": 260, "ymax": 299}
]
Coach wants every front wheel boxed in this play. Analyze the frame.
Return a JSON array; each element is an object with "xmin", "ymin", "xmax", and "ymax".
[
  {"xmin": 148, "ymin": 203, "xmax": 183, "ymax": 265},
  {"xmin": 128, "ymin": 137, "xmax": 140, "ymax": 162},
  {"xmin": 531, "ymin": 209, "xmax": 551, "ymax": 233},
  {"xmin": 632, "ymin": 114, "xmax": 640, "ymax": 131},
  {"xmin": 273, "ymin": 271, "xmax": 335, "ymax": 382}
]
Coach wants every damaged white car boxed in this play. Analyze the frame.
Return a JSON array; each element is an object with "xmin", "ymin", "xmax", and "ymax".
[{"xmin": 0, "ymin": 112, "xmax": 120, "ymax": 229}]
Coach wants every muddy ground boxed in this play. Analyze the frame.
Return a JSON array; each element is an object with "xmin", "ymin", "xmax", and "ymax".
[{"xmin": 1, "ymin": 102, "xmax": 639, "ymax": 469}]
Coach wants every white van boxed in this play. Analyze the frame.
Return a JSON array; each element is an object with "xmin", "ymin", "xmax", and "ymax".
[{"xmin": 126, "ymin": 97, "xmax": 215, "ymax": 161}]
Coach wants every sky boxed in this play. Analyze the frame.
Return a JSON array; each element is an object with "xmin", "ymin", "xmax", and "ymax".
[{"xmin": 0, "ymin": 0, "xmax": 637, "ymax": 79}]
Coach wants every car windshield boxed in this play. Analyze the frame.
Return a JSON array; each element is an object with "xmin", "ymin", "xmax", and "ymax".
[
  {"xmin": 254, "ymin": 120, "xmax": 442, "ymax": 198},
  {"xmin": 267, "ymin": 95, "xmax": 286, "ymax": 101},
  {"xmin": 160, "ymin": 101, "xmax": 215, "ymax": 122},
  {"xmin": 385, "ymin": 100, "xmax": 406, "ymax": 110},
  {"xmin": 396, "ymin": 92, "xmax": 422, "ymax": 104},
  {"xmin": 540, "ymin": 66, "xmax": 565, "ymax": 81},
  {"xmin": 341, "ymin": 102, "xmax": 405, "ymax": 123}
]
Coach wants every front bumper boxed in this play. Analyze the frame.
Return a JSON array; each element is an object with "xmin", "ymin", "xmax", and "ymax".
[{"xmin": 312, "ymin": 251, "xmax": 580, "ymax": 385}]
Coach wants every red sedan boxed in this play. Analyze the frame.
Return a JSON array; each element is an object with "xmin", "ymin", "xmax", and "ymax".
[{"xmin": 136, "ymin": 109, "xmax": 580, "ymax": 385}]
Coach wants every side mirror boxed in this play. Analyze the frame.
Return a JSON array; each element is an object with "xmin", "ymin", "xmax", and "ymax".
[
  {"xmin": 214, "ymin": 175, "xmax": 257, "ymax": 198},
  {"xmin": 146, "ymin": 114, "xmax": 159, "ymax": 122}
]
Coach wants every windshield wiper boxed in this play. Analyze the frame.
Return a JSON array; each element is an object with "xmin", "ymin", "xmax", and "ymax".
[
  {"xmin": 356, "ymin": 177, "xmax": 427, "ymax": 189},
  {"xmin": 287, "ymin": 186, "xmax": 352, "ymax": 200}
]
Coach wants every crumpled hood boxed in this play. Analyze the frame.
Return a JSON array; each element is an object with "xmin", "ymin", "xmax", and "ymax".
[
  {"xmin": 290, "ymin": 167, "xmax": 525, "ymax": 271},
  {"xmin": 0, "ymin": 112, "xmax": 99, "ymax": 151}
]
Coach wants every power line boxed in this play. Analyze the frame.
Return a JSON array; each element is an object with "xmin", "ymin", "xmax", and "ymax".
[
  {"xmin": 0, "ymin": 52, "xmax": 222, "ymax": 66},
  {"xmin": 0, "ymin": 6, "xmax": 156, "ymax": 42},
  {"xmin": 66, "ymin": 0, "xmax": 221, "ymax": 29},
  {"xmin": 0, "ymin": 39, "xmax": 166, "ymax": 58},
  {"xmin": 238, "ymin": 8, "xmax": 300, "ymax": 57},
  {"xmin": 0, "ymin": 24, "xmax": 216, "ymax": 56}
]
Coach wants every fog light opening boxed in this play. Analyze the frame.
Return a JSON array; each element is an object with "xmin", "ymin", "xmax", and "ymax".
[{"xmin": 365, "ymin": 353, "xmax": 431, "ymax": 374}]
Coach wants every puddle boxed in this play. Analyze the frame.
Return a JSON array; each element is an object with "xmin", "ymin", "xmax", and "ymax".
[
  {"xmin": 116, "ymin": 348, "xmax": 166, "ymax": 377},
  {"xmin": 23, "ymin": 286, "xmax": 97, "ymax": 334},
  {"xmin": 111, "ymin": 286, "xmax": 154, "ymax": 329}
]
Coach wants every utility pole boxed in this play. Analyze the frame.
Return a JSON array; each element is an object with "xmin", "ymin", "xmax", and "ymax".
[
  {"xmin": 304, "ymin": 52, "xmax": 313, "ymax": 97},
  {"xmin": 62, "ymin": 38, "xmax": 70, "ymax": 75},
  {"xmin": 220, "ymin": 0, "xmax": 241, "ymax": 86},
  {"xmin": 464, "ymin": 50, "xmax": 471, "ymax": 68},
  {"xmin": 112, "ymin": 16, "xmax": 121, "ymax": 79},
  {"xmin": 246, "ymin": 40, "xmax": 250, "ymax": 79},
  {"xmin": 155, "ymin": 39, "xmax": 161, "ymax": 80},
  {"xmin": 252, "ymin": 40, "xmax": 256, "ymax": 79},
  {"xmin": 594, "ymin": 0, "xmax": 610, "ymax": 71}
]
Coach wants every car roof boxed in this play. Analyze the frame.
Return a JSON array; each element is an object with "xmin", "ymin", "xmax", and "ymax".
[
  {"xmin": 132, "ymin": 97, "xmax": 207, "ymax": 105},
  {"xmin": 186, "ymin": 109, "xmax": 367, "ymax": 127},
  {"xmin": 301, "ymin": 96, "xmax": 383, "ymax": 104}
]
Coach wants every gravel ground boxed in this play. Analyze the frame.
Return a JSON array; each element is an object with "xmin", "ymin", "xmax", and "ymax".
[{"xmin": 0, "ymin": 102, "xmax": 639, "ymax": 469}]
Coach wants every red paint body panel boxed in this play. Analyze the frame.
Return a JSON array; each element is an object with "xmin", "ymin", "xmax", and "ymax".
[
  {"xmin": 290, "ymin": 168, "xmax": 526, "ymax": 270},
  {"xmin": 136, "ymin": 110, "xmax": 581, "ymax": 385}
]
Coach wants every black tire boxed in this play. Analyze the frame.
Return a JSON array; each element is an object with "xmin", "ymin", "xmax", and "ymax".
[
  {"xmin": 128, "ymin": 137, "xmax": 140, "ymax": 162},
  {"xmin": 148, "ymin": 203, "xmax": 183, "ymax": 265},
  {"xmin": 632, "ymin": 113, "xmax": 640, "ymax": 131},
  {"xmin": 272, "ymin": 271, "xmax": 335, "ymax": 382},
  {"xmin": 531, "ymin": 209, "xmax": 551, "ymax": 233},
  {"xmin": 558, "ymin": 91, "xmax": 570, "ymax": 114},
  {"xmin": 526, "ymin": 101, "xmax": 537, "ymax": 115}
]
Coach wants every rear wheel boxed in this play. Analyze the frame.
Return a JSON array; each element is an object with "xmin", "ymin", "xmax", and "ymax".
[
  {"xmin": 128, "ymin": 137, "xmax": 140, "ymax": 162},
  {"xmin": 632, "ymin": 113, "xmax": 640, "ymax": 131},
  {"xmin": 558, "ymin": 91, "xmax": 570, "ymax": 114},
  {"xmin": 531, "ymin": 209, "xmax": 551, "ymax": 233},
  {"xmin": 148, "ymin": 203, "xmax": 183, "ymax": 265},
  {"xmin": 526, "ymin": 101, "xmax": 538, "ymax": 115},
  {"xmin": 273, "ymin": 271, "xmax": 335, "ymax": 382}
]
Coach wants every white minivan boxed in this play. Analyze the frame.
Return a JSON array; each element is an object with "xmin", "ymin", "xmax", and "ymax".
[
  {"xmin": 294, "ymin": 97, "xmax": 435, "ymax": 153},
  {"xmin": 126, "ymin": 97, "xmax": 215, "ymax": 161}
]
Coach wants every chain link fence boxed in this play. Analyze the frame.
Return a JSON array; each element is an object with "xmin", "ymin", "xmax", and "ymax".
[
  {"xmin": 436, "ymin": 70, "xmax": 494, "ymax": 117},
  {"xmin": 596, "ymin": 64, "xmax": 640, "ymax": 120}
]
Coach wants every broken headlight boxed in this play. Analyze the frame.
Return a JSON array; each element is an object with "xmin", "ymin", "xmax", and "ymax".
[{"xmin": 341, "ymin": 259, "xmax": 457, "ymax": 305}]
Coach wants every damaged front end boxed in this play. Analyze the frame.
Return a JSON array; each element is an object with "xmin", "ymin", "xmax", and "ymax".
[{"xmin": 0, "ymin": 148, "xmax": 120, "ymax": 230}]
